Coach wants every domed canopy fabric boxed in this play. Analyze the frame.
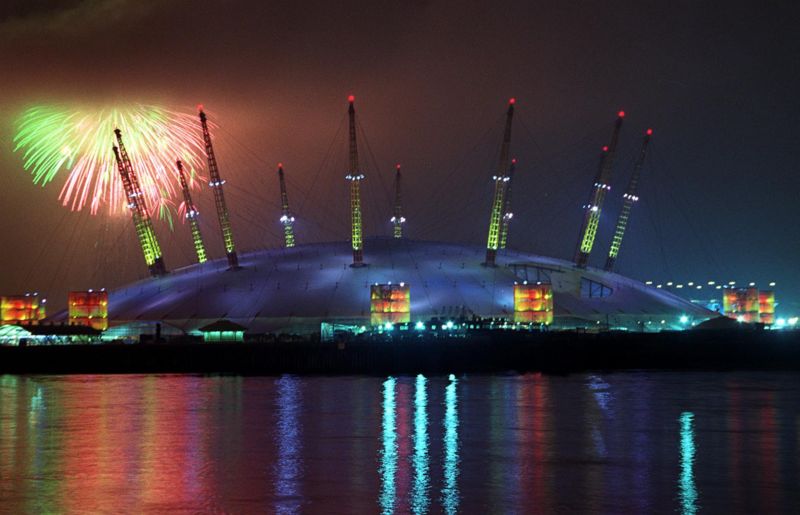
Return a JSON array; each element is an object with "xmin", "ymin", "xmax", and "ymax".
[{"xmin": 74, "ymin": 238, "xmax": 711, "ymax": 334}]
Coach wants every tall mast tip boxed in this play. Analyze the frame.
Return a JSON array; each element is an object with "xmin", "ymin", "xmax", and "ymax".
[
  {"xmin": 617, "ymin": 110, "xmax": 625, "ymax": 118},
  {"xmin": 197, "ymin": 104, "xmax": 204, "ymax": 113},
  {"xmin": 348, "ymin": 94, "xmax": 355, "ymax": 103},
  {"xmin": 509, "ymin": 97, "xmax": 516, "ymax": 105},
  {"xmin": 646, "ymin": 128, "xmax": 653, "ymax": 135}
]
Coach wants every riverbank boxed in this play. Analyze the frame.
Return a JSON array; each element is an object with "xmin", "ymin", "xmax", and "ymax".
[{"xmin": 1, "ymin": 329, "xmax": 799, "ymax": 375}]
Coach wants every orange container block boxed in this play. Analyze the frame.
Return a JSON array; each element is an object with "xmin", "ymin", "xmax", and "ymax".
[
  {"xmin": 1, "ymin": 295, "xmax": 45, "ymax": 326},
  {"xmin": 723, "ymin": 287, "xmax": 765, "ymax": 323},
  {"xmin": 759, "ymin": 290, "xmax": 775, "ymax": 325},
  {"xmin": 513, "ymin": 283, "xmax": 553, "ymax": 325},
  {"xmin": 370, "ymin": 283, "xmax": 410, "ymax": 325},
  {"xmin": 68, "ymin": 291, "xmax": 109, "ymax": 331}
]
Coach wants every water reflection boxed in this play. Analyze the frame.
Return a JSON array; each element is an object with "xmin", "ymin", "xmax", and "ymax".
[
  {"xmin": 679, "ymin": 412, "xmax": 698, "ymax": 515},
  {"xmin": 587, "ymin": 375, "xmax": 613, "ymax": 459},
  {"xmin": 758, "ymin": 392, "xmax": 780, "ymax": 514},
  {"xmin": 442, "ymin": 374, "xmax": 460, "ymax": 515},
  {"xmin": 525, "ymin": 374, "xmax": 551, "ymax": 512},
  {"xmin": 411, "ymin": 375, "xmax": 429, "ymax": 515},
  {"xmin": 396, "ymin": 379, "xmax": 412, "ymax": 508},
  {"xmin": 379, "ymin": 377, "xmax": 397, "ymax": 514},
  {"xmin": 631, "ymin": 375, "xmax": 653, "ymax": 513},
  {"xmin": 275, "ymin": 375, "xmax": 302, "ymax": 514},
  {"xmin": 0, "ymin": 373, "xmax": 797, "ymax": 512}
]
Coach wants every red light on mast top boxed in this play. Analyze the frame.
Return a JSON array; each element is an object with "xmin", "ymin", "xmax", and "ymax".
[
  {"xmin": 511, "ymin": 158, "xmax": 517, "ymax": 164},
  {"xmin": 602, "ymin": 146, "xmax": 609, "ymax": 152},
  {"xmin": 278, "ymin": 162, "xmax": 283, "ymax": 168},
  {"xmin": 509, "ymin": 97, "xmax": 516, "ymax": 105},
  {"xmin": 617, "ymin": 110, "xmax": 625, "ymax": 118},
  {"xmin": 646, "ymin": 128, "xmax": 653, "ymax": 135},
  {"xmin": 396, "ymin": 163, "xmax": 401, "ymax": 170},
  {"xmin": 348, "ymin": 95, "xmax": 355, "ymax": 103},
  {"xmin": 197, "ymin": 104, "xmax": 204, "ymax": 112}
]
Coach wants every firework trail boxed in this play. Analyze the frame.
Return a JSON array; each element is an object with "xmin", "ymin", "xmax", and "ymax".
[{"xmin": 13, "ymin": 104, "xmax": 209, "ymax": 219}]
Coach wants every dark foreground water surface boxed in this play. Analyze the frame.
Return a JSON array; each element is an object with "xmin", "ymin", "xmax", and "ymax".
[{"xmin": 1, "ymin": 373, "xmax": 798, "ymax": 513}]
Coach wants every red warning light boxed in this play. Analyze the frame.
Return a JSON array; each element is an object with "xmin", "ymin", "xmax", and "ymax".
[
  {"xmin": 348, "ymin": 95, "xmax": 355, "ymax": 103},
  {"xmin": 602, "ymin": 146, "xmax": 609, "ymax": 152},
  {"xmin": 511, "ymin": 158, "xmax": 517, "ymax": 164},
  {"xmin": 197, "ymin": 104, "xmax": 204, "ymax": 112},
  {"xmin": 646, "ymin": 128, "xmax": 653, "ymax": 135},
  {"xmin": 617, "ymin": 110, "xmax": 625, "ymax": 118},
  {"xmin": 278, "ymin": 162, "xmax": 283, "ymax": 168},
  {"xmin": 396, "ymin": 163, "xmax": 401, "ymax": 170},
  {"xmin": 509, "ymin": 97, "xmax": 516, "ymax": 105}
]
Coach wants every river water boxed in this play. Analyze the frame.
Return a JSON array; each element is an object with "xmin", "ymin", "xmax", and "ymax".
[{"xmin": 0, "ymin": 372, "xmax": 798, "ymax": 513}]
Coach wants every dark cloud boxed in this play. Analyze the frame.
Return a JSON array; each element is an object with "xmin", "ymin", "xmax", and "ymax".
[
  {"xmin": 0, "ymin": 0, "xmax": 157, "ymax": 36},
  {"xmin": 0, "ymin": 0, "xmax": 87, "ymax": 21}
]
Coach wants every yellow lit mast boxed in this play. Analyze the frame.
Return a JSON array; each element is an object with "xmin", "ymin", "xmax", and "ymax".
[
  {"xmin": 574, "ymin": 110, "xmax": 624, "ymax": 268},
  {"xmin": 604, "ymin": 128, "xmax": 652, "ymax": 272},
  {"xmin": 113, "ymin": 129, "xmax": 167, "ymax": 276},
  {"xmin": 176, "ymin": 159, "xmax": 208, "ymax": 263},
  {"xmin": 498, "ymin": 158, "xmax": 517, "ymax": 250},
  {"xmin": 198, "ymin": 105, "xmax": 239, "ymax": 269},
  {"xmin": 391, "ymin": 164, "xmax": 405, "ymax": 239},
  {"xmin": 277, "ymin": 163, "xmax": 296, "ymax": 248},
  {"xmin": 484, "ymin": 98, "xmax": 516, "ymax": 266},
  {"xmin": 346, "ymin": 95, "xmax": 366, "ymax": 266}
]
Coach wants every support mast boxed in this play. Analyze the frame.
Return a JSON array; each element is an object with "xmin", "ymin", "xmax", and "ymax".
[
  {"xmin": 198, "ymin": 106, "xmax": 239, "ymax": 269},
  {"xmin": 498, "ymin": 158, "xmax": 517, "ymax": 250},
  {"xmin": 390, "ymin": 163, "xmax": 405, "ymax": 239},
  {"xmin": 604, "ymin": 128, "xmax": 652, "ymax": 272},
  {"xmin": 176, "ymin": 160, "xmax": 208, "ymax": 264},
  {"xmin": 113, "ymin": 129, "xmax": 167, "ymax": 276},
  {"xmin": 346, "ymin": 95, "xmax": 366, "ymax": 266},
  {"xmin": 574, "ymin": 110, "xmax": 625, "ymax": 268},
  {"xmin": 484, "ymin": 98, "xmax": 516, "ymax": 266},
  {"xmin": 277, "ymin": 163, "xmax": 296, "ymax": 248}
]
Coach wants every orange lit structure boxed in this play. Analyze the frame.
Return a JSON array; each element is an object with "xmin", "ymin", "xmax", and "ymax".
[
  {"xmin": 723, "ymin": 287, "xmax": 762, "ymax": 323},
  {"xmin": 741, "ymin": 287, "xmax": 760, "ymax": 323},
  {"xmin": 722, "ymin": 288, "xmax": 739, "ymax": 316},
  {"xmin": 0, "ymin": 295, "xmax": 45, "ymax": 326},
  {"xmin": 513, "ymin": 283, "xmax": 553, "ymax": 324},
  {"xmin": 68, "ymin": 291, "xmax": 109, "ymax": 331},
  {"xmin": 370, "ymin": 283, "xmax": 410, "ymax": 325},
  {"xmin": 759, "ymin": 290, "xmax": 775, "ymax": 325}
]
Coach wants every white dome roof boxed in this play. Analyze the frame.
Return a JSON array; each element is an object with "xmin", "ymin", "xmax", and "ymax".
[{"xmin": 95, "ymin": 238, "xmax": 712, "ymax": 334}]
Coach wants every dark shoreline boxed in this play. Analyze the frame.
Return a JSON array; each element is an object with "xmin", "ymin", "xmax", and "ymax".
[{"xmin": 2, "ymin": 329, "xmax": 799, "ymax": 375}]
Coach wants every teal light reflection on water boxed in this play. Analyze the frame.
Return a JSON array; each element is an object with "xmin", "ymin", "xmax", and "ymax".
[
  {"xmin": 679, "ymin": 411, "xmax": 698, "ymax": 515},
  {"xmin": 441, "ymin": 374, "xmax": 459, "ymax": 515},
  {"xmin": 411, "ymin": 375, "xmax": 429, "ymax": 515},
  {"xmin": 379, "ymin": 377, "xmax": 397, "ymax": 515}
]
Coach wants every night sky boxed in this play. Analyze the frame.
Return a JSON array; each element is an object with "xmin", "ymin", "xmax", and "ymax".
[{"xmin": 1, "ymin": 0, "xmax": 798, "ymax": 312}]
